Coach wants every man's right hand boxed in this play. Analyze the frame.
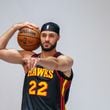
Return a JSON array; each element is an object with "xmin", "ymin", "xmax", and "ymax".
[{"xmin": 12, "ymin": 22, "xmax": 39, "ymax": 31}]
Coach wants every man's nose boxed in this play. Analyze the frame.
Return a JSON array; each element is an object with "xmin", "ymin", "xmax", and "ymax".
[{"xmin": 45, "ymin": 36, "xmax": 49, "ymax": 41}]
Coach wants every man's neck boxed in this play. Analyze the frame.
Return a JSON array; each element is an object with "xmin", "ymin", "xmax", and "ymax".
[{"xmin": 40, "ymin": 49, "xmax": 57, "ymax": 58}]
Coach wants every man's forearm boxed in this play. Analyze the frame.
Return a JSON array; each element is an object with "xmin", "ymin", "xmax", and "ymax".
[
  {"xmin": 0, "ymin": 25, "xmax": 17, "ymax": 49},
  {"xmin": 38, "ymin": 57, "xmax": 58, "ymax": 70},
  {"xmin": 37, "ymin": 56, "xmax": 73, "ymax": 72}
]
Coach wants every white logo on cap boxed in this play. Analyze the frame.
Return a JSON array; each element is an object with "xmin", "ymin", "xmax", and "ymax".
[{"xmin": 46, "ymin": 25, "xmax": 50, "ymax": 29}]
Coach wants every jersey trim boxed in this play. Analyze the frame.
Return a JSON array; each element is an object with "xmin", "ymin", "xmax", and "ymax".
[{"xmin": 56, "ymin": 70, "xmax": 72, "ymax": 110}]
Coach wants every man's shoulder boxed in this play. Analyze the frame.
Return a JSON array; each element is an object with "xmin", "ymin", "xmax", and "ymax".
[{"xmin": 56, "ymin": 52, "xmax": 73, "ymax": 61}]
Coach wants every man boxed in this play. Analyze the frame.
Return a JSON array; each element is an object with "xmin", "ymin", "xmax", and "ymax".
[{"xmin": 0, "ymin": 22, "xmax": 73, "ymax": 110}]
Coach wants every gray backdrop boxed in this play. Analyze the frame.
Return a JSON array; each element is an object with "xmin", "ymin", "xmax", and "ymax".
[{"xmin": 0, "ymin": 0, "xmax": 110, "ymax": 110}]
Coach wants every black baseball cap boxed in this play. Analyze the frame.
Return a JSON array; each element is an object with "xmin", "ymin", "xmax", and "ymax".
[{"xmin": 41, "ymin": 22, "xmax": 60, "ymax": 35}]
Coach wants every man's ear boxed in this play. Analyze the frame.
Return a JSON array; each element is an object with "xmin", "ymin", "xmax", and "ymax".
[{"xmin": 57, "ymin": 36, "xmax": 60, "ymax": 41}]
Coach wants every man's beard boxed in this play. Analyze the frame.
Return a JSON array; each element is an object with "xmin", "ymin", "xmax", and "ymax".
[{"xmin": 41, "ymin": 42, "xmax": 57, "ymax": 51}]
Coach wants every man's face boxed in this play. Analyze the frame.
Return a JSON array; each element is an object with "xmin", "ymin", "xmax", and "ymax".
[{"xmin": 40, "ymin": 31, "xmax": 59, "ymax": 51}]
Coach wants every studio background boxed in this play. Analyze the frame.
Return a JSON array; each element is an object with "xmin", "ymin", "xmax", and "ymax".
[{"xmin": 0, "ymin": 0, "xmax": 110, "ymax": 110}]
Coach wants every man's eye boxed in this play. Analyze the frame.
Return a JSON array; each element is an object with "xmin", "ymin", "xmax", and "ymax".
[
  {"xmin": 49, "ymin": 34, "xmax": 54, "ymax": 37},
  {"xmin": 42, "ymin": 34, "xmax": 46, "ymax": 37}
]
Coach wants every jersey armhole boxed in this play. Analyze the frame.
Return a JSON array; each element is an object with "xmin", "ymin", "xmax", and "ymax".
[
  {"xmin": 31, "ymin": 53, "xmax": 40, "ymax": 58},
  {"xmin": 56, "ymin": 69, "xmax": 73, "ymax": 81}
]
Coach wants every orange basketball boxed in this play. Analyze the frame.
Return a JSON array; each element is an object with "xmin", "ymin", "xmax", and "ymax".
[{"xmin": 17, "ymin": 27, "xmax": 40, "ymax": 51}]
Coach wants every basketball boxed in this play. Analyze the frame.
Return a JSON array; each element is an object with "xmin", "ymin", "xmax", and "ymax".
[{"xmin": 17, "ymin": 27, "xmax": 40, "ymax": 51}]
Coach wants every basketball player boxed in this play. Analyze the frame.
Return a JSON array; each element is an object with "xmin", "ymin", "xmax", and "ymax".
[{"xmin": 0, "ymin": 22, "xmax": 73, "ymax": 110}]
